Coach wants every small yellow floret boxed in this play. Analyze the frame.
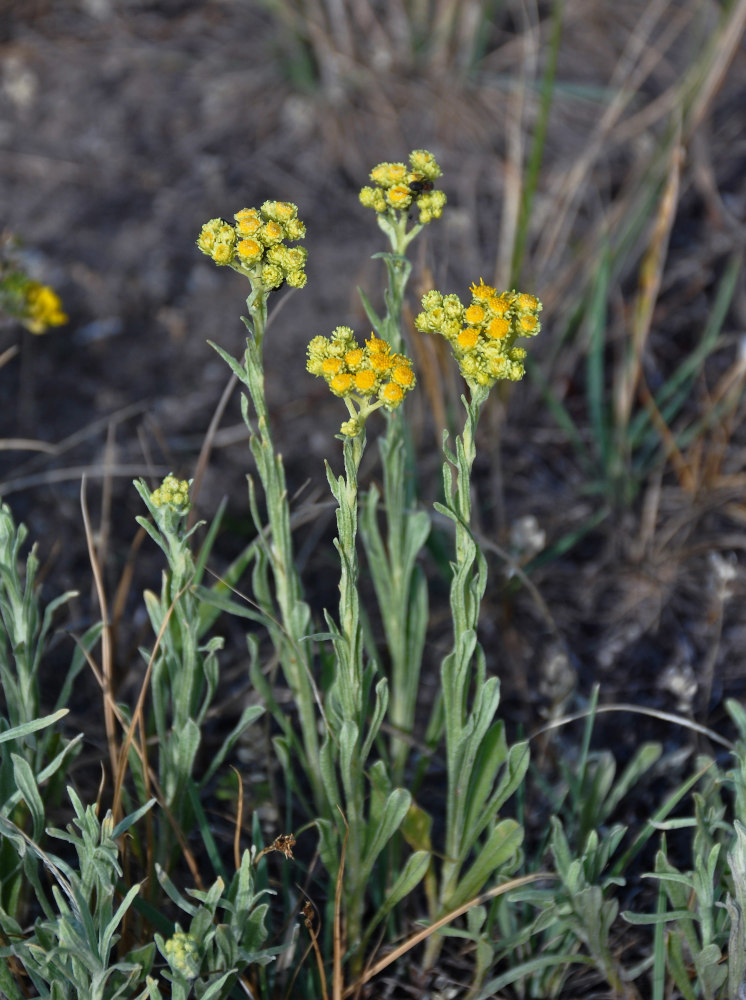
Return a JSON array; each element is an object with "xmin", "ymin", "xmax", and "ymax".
[
  {"xmin": 392, "ymin": 363, "xmax": 415, "ymax": 388},
  {"xmin": 235, "ymin": 209, "xmax": 262, "ymax": 236},
  {"xmin": 387, "ymin": 185, "xmax": 412, "ymax": 208},
  {"xmin": 487, "ymin": 356, "xmax": 509, "ymax": 377},
  {"xmin": 237, "ymin": 238, "xmax": 262, "ymax": 263},
  {"xmin": 284, "ymin": 247, "xmax": 307, "ymax": 270},
  {"xmin": 370, "ymin": 164, "xmax": 390, "ymax": 186},
  {"xmin": 261, "ymin": 221, "xmax": 284, "ymax": 245},
  {"xmin": 366, "ymin": 336, "xmax": 389, "ymax": 355},
  {"xmin": 265, "ymin": 200, "xmax": 296, "ymax": 221},
  {"xmin": 354, "ymin": 369, "xmax": 377, "ymax": 393},
  {"xmin": 465, "ymin": 303, "xmax": 486, "ymax": 324},
  {"xmin": 322, "ymin": 356, "xmax": 344, "ymax": 375},
  {"xmin": 519, "ymin": 315, "xmax": 539, "ymax": 334},
  {"xmin": 286, "ymin": 269, "xmax": 307, "ymax": 288},
  {"xmin": 344, "ymin": 348, "xmax": 364, "ymax": 370},
  {"xmin": 330, "ymin": 373, "xmax": 354, "ymax": 396},
  {"xmin": 369, "ymin": 351, "xmax": 394, "ymax": 373},
  {"xmin": 380, "ymin": 382, "xmax": 404, "ymax": 407},
  {"xmin": 409, "ymin": 149, "xmax": 442, "ymax": 179},
  {"xmin": 470, "ymin": 279, "xmax": 495, "ymax": 301},
  {"xmin": 213, "ymin": 242, "xmax": 234, "ymax": 265},
  {"xmin": 456, "ymin": 328, "xmax": 480, "ymax": 352},
  {"xmin": 515, "ymin": 292, "xmax": 539, "ymax": 312},
  {"xmin": 285, "ymin": 218, "xmax": 306, "ymax": 240},
  {"xmin": 487, "ymin": 295, "xmax": 511, "ymax": 317},
  {"xmin": 486, "ymin": 317, "xmax": 509, "ymax": 339}
]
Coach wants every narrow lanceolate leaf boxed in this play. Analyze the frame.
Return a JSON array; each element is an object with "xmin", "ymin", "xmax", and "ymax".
[
  {"xmin": 365, "ymin": 850, "xmax": 431, "ymax": 940},
  {"xmin": 0, "ymin": 708, "xmax": 68, "ymax": 743},
  {"xmin": 208, "ymin": 340, "xmax": 250, "ymax": 387},
  {"xmin": 101, "ymin": 883, "xmax": 141, "ymax": 957},
  {"xmin": 10, "ymin": 755, "xmax": 44, "ymax": 840},
  {"xmin": 447, "ymin": 819, "xmax": 524, "ymax": 910},
  {"xmin": 362, "ymin": 788, "xmax": 411, "ymax": 878},
  {"xmin": 357, "ymin": 285, "xmax": 383, "ymax": 336}
]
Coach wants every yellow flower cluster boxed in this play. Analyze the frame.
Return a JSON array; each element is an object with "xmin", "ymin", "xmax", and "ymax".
[
  {"xmin": 359, "ymin": 149, "xmax": 446, "ymax": 224},
  {"xmin": 196, "ymin": 201, "xmax": 307, "ymax": 289},
  {"xmin": 21, "ymin": 281, "xmax": 68, "ymax": 334},
  {"xmin": 164, "ymin": 930, "xmax": 200, "ymax": 980},
  {"xmin": 415, "ymin": 279, "xmax": 543, "ymax": 388},
  {"xmin": 149, "ymin": 474, "xmax": 191, "ymax": 511},
  {"xmin": 307, "ymin": 326, "xmax": 416, "ymax": 436}
]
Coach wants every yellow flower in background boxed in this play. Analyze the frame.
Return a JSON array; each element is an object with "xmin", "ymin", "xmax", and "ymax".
[
  {"xmin": 0, "ymin": 237, "xmax": 68, "ymax": 335},
  {"xmin": 22, "ymin": 281, "xmax": 68, "ymax": 334}
]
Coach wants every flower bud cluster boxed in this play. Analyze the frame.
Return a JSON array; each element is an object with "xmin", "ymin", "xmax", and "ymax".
[
  {"xmin": 415, "ymin": 279, "xmax": 542, "ymax": 389},
  {"xmin": 307, "ymin": 326, "xmax": 416, "ymax": 436},
  {"xmin": 196, "ymin": 201, "xmax": 307, "ymax": 289},
  {"xmin": 164, "ymin": 930, "xmax": 201, "ymax": 980},
  {"xmin": 149, "ymin": 474, "xmax": 191, "ymax": 511},
  {"xmin": 359, "ymin": 149, "xmax": 446, "ymax": 225}
]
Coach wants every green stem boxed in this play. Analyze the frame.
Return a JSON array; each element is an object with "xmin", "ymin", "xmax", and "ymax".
[
  {"xmin": 325, "ymin": 432, "xmax": 367, "ymax": 965},
  {"xmin": 361, "ymin": 214, "xmax": 429, "ymax": 780},
  {"xmin": 331, "ymin": 433, "xmax": 365, "ymax": 722},
  {"xmin": 425, "ymin": 385, "xmax": 490, "ymax": 966},
  {"xmin": 240, "ymin": 290, "xmax": 324, "ymax": 809}
]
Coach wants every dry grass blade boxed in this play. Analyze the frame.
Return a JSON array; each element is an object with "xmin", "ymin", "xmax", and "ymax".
[
  {"xmin": 531, "ymin": 702, "xmax": 734, "ymax": 750},
  {"xmin": 0, "ymin": 462, "xmax": 169, "ymax": 499},
  {"xmin": 0, "ymin": 344, "xmax": 19, "ymax": 370},
  {"xmin": 80, "ymin": 475, "xmax": 118, "ymax": 779},
  {"xmin": 188, "ymin": 370, "xmax": 237, "ymax": 528},
  {"xmin": 344, "ymin": 872, "xmax": 552, "ymax": 997},
  {"xmin": 110, "ymin": 582, "xmax": 184, "ymax": 822},
  {"xmin": 0, "ymin": 437, "xmax": 56, "ymax": 453},
  {"xmin": 232, "ymin": 765, "xmax": 244, "ymax": 872},
  {"xmin": 615, "ymin": 128, "xmax": 683, "ymax": 433},
  {"xmin": 684, "ymin": 0, "xmax": 746, "ymax": 136},
  {"xmin": 537, "ymin": 0, "xmax": 690, "ymax": 271},
  {"xmin": 301, "ymin": 898, "xmax": 330, "ymax": 1000},
  {"xmin": 334, "ymin": 809, "xmax": 348, "ymax": 1000}
]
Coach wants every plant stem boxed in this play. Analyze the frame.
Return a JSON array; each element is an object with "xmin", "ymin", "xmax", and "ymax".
[
  {"xmin": 325, "ymin": 432, "xmax": 368, "ymax": 965},
  {"xmin": 425, "ymin": 384, "xmax": 490, "ymax": 967},
  {"xmin": 239, "ymin": 289, "xmax": 324, "ymax": 810}
]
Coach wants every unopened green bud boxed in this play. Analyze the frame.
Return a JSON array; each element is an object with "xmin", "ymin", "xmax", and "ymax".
[
  {"xmin": 150, "ymin": 475, "xmax": 191, "ymax": 511},
  {"xmin": 164, "ymin": 931, "xmax": 200, "ymax": 980}
]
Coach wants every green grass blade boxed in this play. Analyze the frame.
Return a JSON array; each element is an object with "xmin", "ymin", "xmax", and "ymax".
[
  {"xmin": 585, "ymin": 248, "xmax": 612, "ymax": 478},
  {"xmin": 510, "ymin": 0, "xmax": 564, "ymax": 285}
]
